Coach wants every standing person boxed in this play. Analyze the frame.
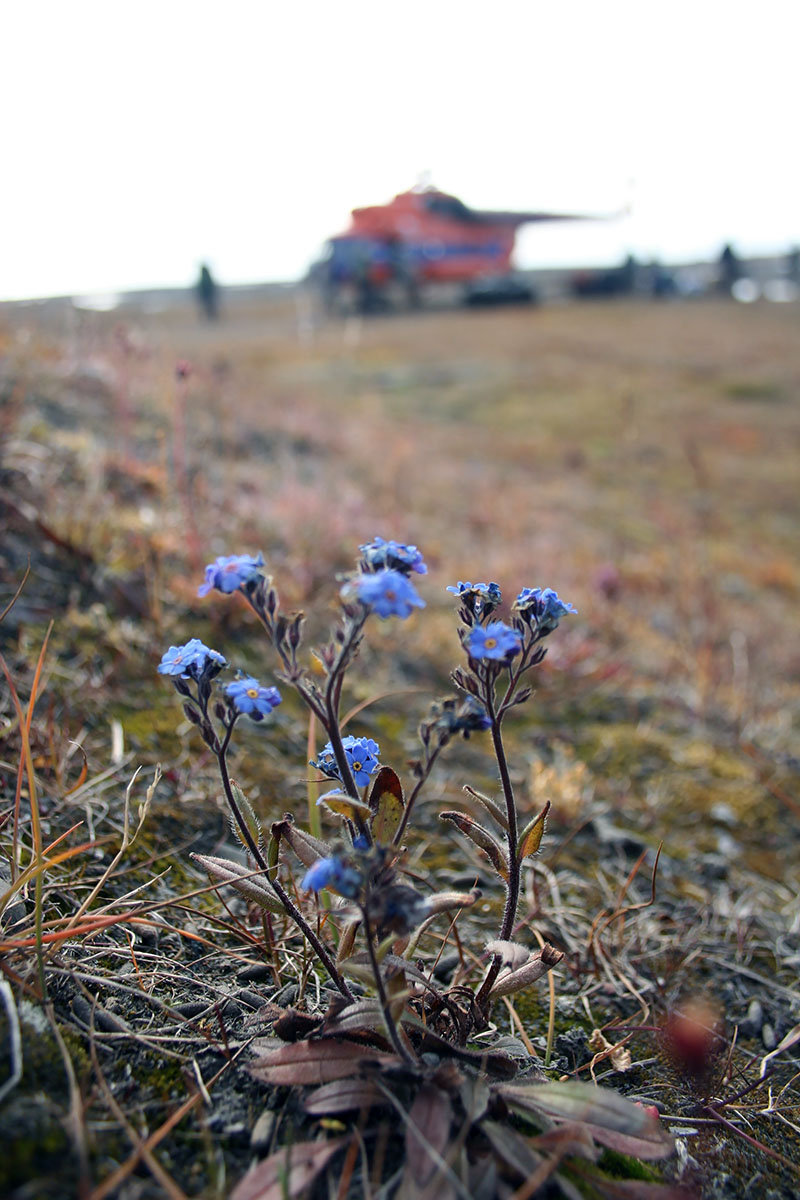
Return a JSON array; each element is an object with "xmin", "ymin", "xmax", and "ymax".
[{"xmin": 197, "ymin": 262, "xmax": 220, "ymax": 320}]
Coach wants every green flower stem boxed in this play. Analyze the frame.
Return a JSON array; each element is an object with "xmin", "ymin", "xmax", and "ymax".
[{"xmin": 216, "ymin": 727, "xmax": 353, "ymax": 1002}]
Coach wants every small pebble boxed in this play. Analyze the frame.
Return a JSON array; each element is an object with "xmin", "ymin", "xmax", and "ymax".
[
  {"xmin": 237, "ymin": 963, "xmax": 271, "ymax": 983},
  {"xmin": 250, "ymin": 1109, "xmax": 276, "ymax": 1151},
  {"xmin": 762, "ymin": 1022, "xmax": 777, "ymax": 1051},
  {"xmin": 235, "ymin": 989, "xmax": 265, "ymax": 1010}
]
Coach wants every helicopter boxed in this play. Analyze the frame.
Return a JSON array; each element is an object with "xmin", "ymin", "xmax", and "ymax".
[{"xmin": 319, "ymin": 184, "xmax": 596, "ymax": 311}]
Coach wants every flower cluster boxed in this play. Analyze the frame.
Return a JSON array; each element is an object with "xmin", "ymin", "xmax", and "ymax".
[
  {"xmin": 514, "ymin": 587, "xmax": 577, "ymax": 634},
  {"xmin": 349, "ymin": 570, "xmax": 425, "ymax": 619},
  {"xmin": 421, "ymin": 696, "xmax": 492, "ymax": 750},
  {"xmin": 312, "ymin": 735, "xmax": 380, "ymax": 788},
  {"xmin": 446, "ymin": 580, "xmax": 502, "ymax": 623},
  {"xmin": 465, "ymin": 621, "xmax": 522, "ymax": 662},
  {"xmin": 198, "ymin": 553, "xmax": 265, "ymax": 597},
  {"xmin": 225, "ymin": 677, "xmax": 282, "ymax": 720},
  {"xmin": 359, "ymin": 536, "xmax": 427, "ymax": 576},
  {"xmin": 301, "ymin": 852, "xmax": 363, "ymax": 898},
  {"xmin": 158, "ymin": 639, "xmax": 227, "ymax": 679}
]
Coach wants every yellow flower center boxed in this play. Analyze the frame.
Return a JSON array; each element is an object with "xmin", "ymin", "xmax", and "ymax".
[
  {"xmin": 246, "ymin": 688, "xmax": 259, "ymax": 698},
  {"xmin": 485, "ymin": 638, "xmax": 497, "ymax": 650},
  {"xmin": 352, "ymin": 761, "xmax": 362, "ymax": 772}
]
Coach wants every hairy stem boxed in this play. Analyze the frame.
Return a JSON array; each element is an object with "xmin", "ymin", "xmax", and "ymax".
[
  {"xmin": 216, "ymin": 733, "xmax": 353, "ymax": 1001},
  {"xmin": 392, "ymin": 742, "xmax": 444, "ymax": 846},
  {"xmin": 475, "ymin": 693, "xmax": 521, "ymax": 1014}
]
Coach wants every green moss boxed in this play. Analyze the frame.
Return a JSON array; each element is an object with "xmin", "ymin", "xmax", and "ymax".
[{"xmin": 596, "ymin": 1148, "xmax": 662, "ymax": 1181}]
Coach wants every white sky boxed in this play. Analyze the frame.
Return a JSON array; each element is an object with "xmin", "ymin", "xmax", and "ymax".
[{"xmin": 3, "ymin": 1, "xmax": 799, "ymax": 299}]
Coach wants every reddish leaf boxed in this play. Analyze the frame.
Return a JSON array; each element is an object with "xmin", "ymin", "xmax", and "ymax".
[
  {"xmin": 249, "ymin": 1038, "xmax": 399, "ymax": 1085},
  {"xmin": 304, "ymin": 1078, "xmax": 389, "ymax": 1115},
  {"xmin": 497, "ymin": 1081, "xmax": 674, "ymax": 1161},
  {"xmin": 480, "ymin": 1119, "xmax": 543, "ymax": 1179},
  {"xmin": 230, "ymin": 1136, "xmax": 345, "ymax": 1200},
  {"xmin": 398, "ymin": 1084, "xmax": 455, "ymax": 1200}
]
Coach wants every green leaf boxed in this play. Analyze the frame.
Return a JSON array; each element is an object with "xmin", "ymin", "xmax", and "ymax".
[
  {"xmin": 517, "ymin": 801, "xmax": 550, "ymax": 862},
  {"xmin": 266, "ymin": 827, "xmax": 280, "ymax": 881},
  {"xmin": 191, "ymin": 853, "xmax": 284, "ymax": 915},
  {"xmin": 368, "ymin": 767, "xmax": 405, "ymax": 842},
  {"xmin": 463, "ymin": 785, "xmax": 509, "ymax": 832},
  {"xmin": 439, "ymin": 810, "xmax": 509, "ymax": 880},
  {"xmin": 318, "ymin": 792, "xmax": 373, "ymax": 823},
  {"xmin": 229, "ymin": 781, "xmax": 263, "ymax": 853}
]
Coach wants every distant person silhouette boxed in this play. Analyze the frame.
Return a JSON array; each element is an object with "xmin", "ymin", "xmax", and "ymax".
[
  {"xmin": 197, "ymin": 263, "xmax": 220, "ymax": 320},
  {"xmin": 719, "ymin": 244, "xmax": 742, "ymax": 293}
]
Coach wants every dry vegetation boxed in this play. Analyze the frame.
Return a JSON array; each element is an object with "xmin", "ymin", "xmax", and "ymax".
[{"xmin": 1, "ymin": 292, "xmax": 799, "ymax": 1199}]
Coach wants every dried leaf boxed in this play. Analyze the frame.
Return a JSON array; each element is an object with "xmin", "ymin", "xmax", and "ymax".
[
  {"xmin": 398, "ymin": 1083, "xmax": 455, "ymax": 1200},
  {"xmin": 336, "ymin": 919, "xmax": 360, "ymax": 964},
  {"xmin": 191, "ymin": 853, "xmax": 284, "ymax": 915},
  {"xmin": 439, "ymin": 811, "xmax": 509, "ymax": 880},
  {"xmin": 517, "ymin": 801, "xmax": 550, "ymax": 861},
  {"xmin": 249, "ymin": 1038, "xmax": 400, "ymax": 1085},
  {"xmin": 272, "ymin": 819, "xmax": 332, "ymax": 868},
  {"xmin": 488, "ymin": 946, "xmax": 564, "ymax": 999},
  {"xmin": 321, "ymin": 999, "xmax": 387, "ymax": 1036},
  {"xmin": 304, "ymin": 1078, "xmax": 389, "ymax": 1115},
  {"xmin": 588, "ymin": 1028, "xmax": 633, "ymax": 1073},
  {"xmin": 496, "ymin": 1081, "xmax": 674, "ymax": 1160},
  {"xmin": 368, "ymin": 766, "xmax": 405, "ymax": 842},
  {"xmin": 230, "ymin": 1136, "xmax": 344, "ymax": 1200},
  {"xmin": 760, "ymin": 1020, "xmax": 800, "ymax": 1078},
  {"xmin": 427, "ymin": 889, "xmax": 480, "ymax": 916}
]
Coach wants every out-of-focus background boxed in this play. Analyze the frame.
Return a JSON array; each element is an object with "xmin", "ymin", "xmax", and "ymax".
[{"xmin": 1, "ymin": 4, "xmax": 799, "ymax": 1198}]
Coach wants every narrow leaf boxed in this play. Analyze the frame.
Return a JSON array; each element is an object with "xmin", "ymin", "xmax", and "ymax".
[
  {"xmin": 398, "ymin": 1084, "xmax": 454, "ymax": 1200},
  {"xmin": 488, "ymin": 946, "xmax": 564, "ymax": 999},
  {"xmin": 368, "ymin": 767, "xmax": 405, "ymax": 842},
  {"xmin": 463, "ymin": 785, "xmax": 509, "ymax": 832},
  {"xmin": 230, "ymin": 781, "xmax": 263, "ymax": 853},
  {"xmin": 439, "ymin": 811, "xmax": 509, "ymax": 880},
  {"xmin": 249, "ymin": 1038, "xmax": 400, "ymax": 1085},
  {"xmin": 304, "ymin": 1078, "xmax": 388, "ymax": 1115},
  {"xmin": 517, "ymin": 801, "xmax": 550, "ymax": 861},
  {"xmin": 427, "ymin": 889, "xmax": 480, "ymax": 916},
  {"xmin": 191, "ymin": 853, "xmax": 284, "ymax": 915},
  {"xmin": 496, "ymin": 1081, "xmax": 674, "ymax": 1160},
  {"xmin": 266, "ymin": 827, "xmax": 280, "ymax": 881},
  {"xmin": 230, "ymin": 1136, "xmax": 345, "ymax": 1200},
  {"xmin": 272, "ymin": 819, "xmax": 332, "ymax": 868},
  {"xmin": 318, "ymin": 793, "xmax": 373, "ymax": 823}
]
